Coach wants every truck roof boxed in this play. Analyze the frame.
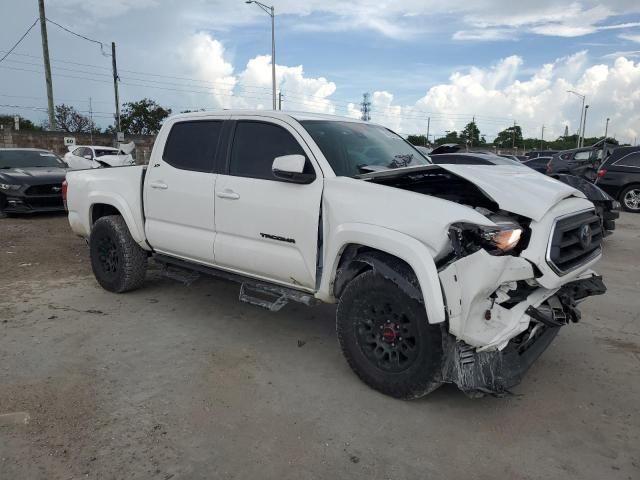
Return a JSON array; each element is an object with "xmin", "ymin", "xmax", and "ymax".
[{"xmin": 168, "ymin": 109, "xmax": 367, "ymax": 124}]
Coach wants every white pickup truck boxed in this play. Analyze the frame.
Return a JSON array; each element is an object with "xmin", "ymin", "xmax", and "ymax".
[{"xmin": 65, "ymin": 111, "xmax": 606, "ymax": 399}]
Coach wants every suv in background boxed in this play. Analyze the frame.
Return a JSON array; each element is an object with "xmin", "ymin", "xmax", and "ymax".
[
  {"xmin": 596, "ymin": 146, "xmax": 640, "ymax": 212},
  {"xmin": 526, "ymin": 150, "xmax": 558, "ymax": 159}
]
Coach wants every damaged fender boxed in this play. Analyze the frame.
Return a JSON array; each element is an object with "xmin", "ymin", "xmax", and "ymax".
[{"xmin": 439, "ymin": 249, "xmax": 556, "ymax": 350}]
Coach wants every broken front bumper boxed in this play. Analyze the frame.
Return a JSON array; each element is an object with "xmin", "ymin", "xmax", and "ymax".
[{"xmin": 440, "ymin": 275, "xmax": 606, "ymax": 395}]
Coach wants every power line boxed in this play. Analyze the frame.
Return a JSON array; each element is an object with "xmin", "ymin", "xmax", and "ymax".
[
  {"xmin": 0, "ymin": 19, "xmax": 39, "ymax": 64},
  {"xmin": 45, "ymin": 17, "xmax": 110, "ymax": 56}
]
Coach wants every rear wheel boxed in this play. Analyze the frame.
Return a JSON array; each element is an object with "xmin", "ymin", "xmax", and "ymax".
[
  {"xmin": 336, "ymin": 269, "xmax": 443, "ymax": 399},
  {"xmin": 90, "ymin": 215, "xmax": 147, "ymax": 292},
  {"xmin": 620, "ymin": 185, "xmax": 640, "ymax": 212}
]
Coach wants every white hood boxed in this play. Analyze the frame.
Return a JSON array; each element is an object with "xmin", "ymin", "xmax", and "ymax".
[{"xmin": 438, "ymin": 164, "xmax": 586, "ymax": 221}]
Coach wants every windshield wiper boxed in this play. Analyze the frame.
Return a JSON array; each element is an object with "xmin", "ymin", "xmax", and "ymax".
[{"xmin": 357, "ymin": 164, "xmax": 389, "ymax": 174}]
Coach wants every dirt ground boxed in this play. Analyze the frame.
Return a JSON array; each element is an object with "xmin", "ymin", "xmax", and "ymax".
[{"xmin": 1, "ymin": 213, "xmax": 639, "ymax": 480}]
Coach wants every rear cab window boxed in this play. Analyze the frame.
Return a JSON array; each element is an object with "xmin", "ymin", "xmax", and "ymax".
[{"xmin": 163, "ymin": 120, "xmax": 223, "ymax": 173}]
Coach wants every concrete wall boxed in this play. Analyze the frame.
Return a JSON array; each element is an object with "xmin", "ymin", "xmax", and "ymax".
[{"xmin": 0, "ymin": 127, "xmax": 156, "ymax": 163}]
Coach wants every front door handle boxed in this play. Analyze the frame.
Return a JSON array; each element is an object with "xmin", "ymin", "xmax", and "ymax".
[
  {"xmin": 150, "ymin": 181, "xmax": 168, "ymax": 190},
  {"xmin": 216, "ymin": 189, "xmax": 240, "ymax": 200}
]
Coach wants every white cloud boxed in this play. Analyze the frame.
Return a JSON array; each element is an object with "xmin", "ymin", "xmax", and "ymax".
[
  {"xmin": 361, "ymin": 53, "xmax": 640, "ymax": 144},
  {"xmin": 452, "ymin": 29, "xmax": 516, "ymax": 41},
  {"xmin": 620, "ymin": 33, "xmax": 640, "ymax": 43},
  {"xmin": 179, "ymin": 33, "xmax": 336, "ymax": 113}
]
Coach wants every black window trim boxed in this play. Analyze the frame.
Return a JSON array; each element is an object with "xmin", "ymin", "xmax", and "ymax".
[
  {"xmin": 224, "ymin": 119, "xmax": 317, "ymax": 182},
  {"xmin": 162, "ymin": 119, "xmax": 225, "ymax": 173}
]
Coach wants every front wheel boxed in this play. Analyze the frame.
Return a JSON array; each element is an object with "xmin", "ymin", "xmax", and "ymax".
[
  {"xmin": 90, "ymin": 215, "xmax": 148, "ymax": 292},
  {"xmin": 336, "ymin": 269, "xmax": 443, "ymax": 399},
  {"xmin": 620, "ymin": 185, "xmax": 640, "ymax": 213}
]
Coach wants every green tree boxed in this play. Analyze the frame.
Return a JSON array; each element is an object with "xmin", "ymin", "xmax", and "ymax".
[
  {"xmin": 120, "ymin": 98, "xmax": 171, "ymax": 135},
  {"xmin": 434, "ymin": 131, "xmax": 459, "ymax": 145},
  {"xmin": 0, "ymin": 114, "xmax": 42, "ymax": 131},
  {"xmin": 52, "ymin": 104, "xmax": 98, "ymax": 133},
  {"xmin": 407, "ymin": 134, "xmax": 428, "ymax": 146},
  {"xmin": 494, "ymin": 125, "xmax": 522, "ymax": 148},
  {"xmin": 460, "ymin": 121, "xmax": 483, "ymax": 146}
]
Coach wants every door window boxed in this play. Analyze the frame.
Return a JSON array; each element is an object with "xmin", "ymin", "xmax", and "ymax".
[
  {"xmin": 229, "ymin": 121, "xmax": 308, "ymax": 180},
  {"xmin": 163, "ymin": 120, "xmax": 223, "ymax": 173},
  {"xmin": 574, "ymin": 151, "xmax": 590, "ymax": 160},
  {"xmin": 616, "ymin": 152, "xmax": 640, "ymax": 168}
]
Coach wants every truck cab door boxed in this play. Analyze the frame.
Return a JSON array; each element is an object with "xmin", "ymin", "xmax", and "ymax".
[
  {"xmin": 213, "ymin": 117, "xmax": 323, "ymax": 290},
  {"xmin": 144, "ymin": 118, "xmax": 227, "ymax": 265}
]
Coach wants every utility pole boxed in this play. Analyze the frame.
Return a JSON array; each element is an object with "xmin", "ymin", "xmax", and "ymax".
[
  {"xmin": 111, "ymin": 42, "xmax": 121, "ymax": 134},
  {"xmin": 426, "ymin": 117, "xmax": 430, "ymax": 146},
  {"xmin": 604, "ymin": 117, "xmax": 609, "ymax": 139},
  {"xmin": 245, "ymin": 1, "xmax": 276, "ymax": 110},
  {"xmin": 38, "ymin": 0, "xmax": 55, "ymax": 130},
  {"xmin": 89, "ymin": 97, "xmax": 93, "ymax": 143},
  {"xmin": 540, "ymin": 125, "xmax": 545, "ymax": 149},
  {"xmin": 278, "ymin": 91, "xmax": 282, "ymax": 110},
  {"xmin": 512, "ymin": 120, "xmax": 516, "ymax": 151}
]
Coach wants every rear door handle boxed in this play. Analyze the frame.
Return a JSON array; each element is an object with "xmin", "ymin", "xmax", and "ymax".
[
  {"xmin": 216, "ymin": 189, "xmax": 240, "ymax": 200},
  {"xmin": 150, "ymin": 181, "xmax": 168, "ymax": 190}
]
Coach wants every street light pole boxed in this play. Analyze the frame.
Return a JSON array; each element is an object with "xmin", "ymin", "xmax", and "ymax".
[
  {"xmin": 567, "ymin": 90, "xmax": 585, "ymax": 148},
  {"xmin": 581, "ymin": 105, "xmax": 589, "ymax": 147},
  {"xmin": 604, "ymin": 117, "xmax": 609, "ymax": 139},
  {"xmin": 246, "ymin": 1, "xmax": 276, "ymax": 110}
]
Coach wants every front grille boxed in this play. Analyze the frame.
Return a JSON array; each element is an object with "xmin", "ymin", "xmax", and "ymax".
[
  {"xmin": 25, "ymin": 184, "xmax": 62, "ymax": 195},
  {"xmin": 547, "ymin": 210, "xmax": 602, "ymax": 274},
  {"xmin": 23, "ymin": 196, "xmax": 64, "ymax": 208}
]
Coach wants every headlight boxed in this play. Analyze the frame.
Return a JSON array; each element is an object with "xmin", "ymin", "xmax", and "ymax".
[
  {"xmin": 0, "ymin": 183, "xmax": 21, "ymax": 191},
  {"xmin": 449, "ymin": 222, "xmax": 523, "ymax": 256}
]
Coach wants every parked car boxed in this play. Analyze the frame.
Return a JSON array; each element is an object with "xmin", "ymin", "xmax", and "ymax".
[
  {"xmin": 64, "ymin": 144, "xmax": 135, "ymax": 170},
  {"xmin": 522, "ymin": 156, "xmax": 553, "ymax": 173},
  {"xmin": 526, "ymin": 150, "xmax": 558, "ymax": 159},
  {"xmin": 0, "ymin": 148, "xmax": 67, "ymax": 217},
  {"xmin": 546, "ymin": 147, "xmax": 601, "ymax": 180},
  {"xmin": 65, "ymin": 111, "xmax": 606, "ymax": 399},
  {"xmin": 430, "ymin": 151, "xmax": 619, "ymax": 235},
  {"xmin": 596, "ymin": 146, "xmax": 640, "ymax": 212}
]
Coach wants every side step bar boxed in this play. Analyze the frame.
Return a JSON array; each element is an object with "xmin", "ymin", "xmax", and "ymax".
[{"xmin": 154, "ymin": 254, "xmax": 317, "ymax": 311}]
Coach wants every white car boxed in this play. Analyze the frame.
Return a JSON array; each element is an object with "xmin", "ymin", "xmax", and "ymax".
[
  {"xmin": 64, "ymin": 110, "xmax": 606, "ymax": 399},
  {"xmin": 64, "ymin": 144, "xmax": 135, "ymax": 170}
]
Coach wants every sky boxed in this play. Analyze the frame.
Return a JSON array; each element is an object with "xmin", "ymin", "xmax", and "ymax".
[{"xmin": 1, "ymin": 0, "xmax": 640, "ymax": 144}]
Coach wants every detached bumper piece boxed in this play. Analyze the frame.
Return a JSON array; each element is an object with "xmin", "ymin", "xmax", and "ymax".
[{"xmin": 443, "ymin": 275, "xmax": 606, "ymax": 396}]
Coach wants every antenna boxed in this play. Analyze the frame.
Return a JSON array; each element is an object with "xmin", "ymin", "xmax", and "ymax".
[{"xmin": 360, "ymin": 93, "xmax": 371, "ymax": 122}]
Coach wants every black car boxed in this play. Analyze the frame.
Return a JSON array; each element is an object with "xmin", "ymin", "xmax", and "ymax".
[
  {"xmin": 522, "ymin": 156, "xmax": 552, "ymax": 173},
  {"xmin": 546, "ymin": 147, "xmax": 601, "ymax": 181},
  {"xmin": 596, "ymin": 146, "xmax": 640, "ymax": 212},
  {"xmin": 429, "ymin": 151, "xmax": 619, "ymax": 235},
  {"xmin": 0, "ymin": 148, "xmax": 68, "ymax": 217},
  {"xmin": 526, "ymin": 150, "xmax": 558, "ymax": 159}
]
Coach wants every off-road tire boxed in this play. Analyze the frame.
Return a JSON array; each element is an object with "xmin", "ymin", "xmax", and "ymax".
[
  {"xmin": 0, "ymin": 194, "xmax": 7, "ymax": 218},
  {"xmin": 336, "ymin": 269, "xmax": 444, "ymax": 399},
  {"xmin": 620, "ymin": 184, "xmax": 640, "ymax": 213},
  {"xmin": 90, "ymin": 215, "xmax": 147, "ymax": 292}
]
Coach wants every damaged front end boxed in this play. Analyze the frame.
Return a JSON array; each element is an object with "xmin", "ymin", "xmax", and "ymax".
[
  {"xmin": 441, "ymin": 275, "xmax": 606, "ymax": 396},
  {"xmin": 436, "ymin": 202, "xmax": 608, "ymax": 395}
]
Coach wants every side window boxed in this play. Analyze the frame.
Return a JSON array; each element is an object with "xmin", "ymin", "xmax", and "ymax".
[
  {"xmin": 72, "ymin": 147, "xmax": 82, "ymax": 156},
  {"xmin": 229, "ymin": 121, "xmax": 308, "ymax": 180},
  {"xmin": 163, "ymin": 120, "xmax": 223, "ymax": 173},
  {"xmin": 617, "ymin": 153, "xmax": 640, "ymax": 168},
  {"xmin": 574, "ymin": 151, "xmax": 590, "ymax": 160}
]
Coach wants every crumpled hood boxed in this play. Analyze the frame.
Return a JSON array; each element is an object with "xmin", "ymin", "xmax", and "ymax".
[
  {"xmin": 438, "ymin": 164, "xmax": 586, "ymax": 221},
  {"xmin": 0, "ymin": 167, "xmax": 67, "ymax": 186},
  {"xmin": 97, "ymin": 154, "xmax": 134, "ymax": 166}
]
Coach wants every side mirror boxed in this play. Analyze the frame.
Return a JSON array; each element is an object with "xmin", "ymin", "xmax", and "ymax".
[{"xmin": 272, "ymin": 154, "xmax": 315, "ymax": 184}]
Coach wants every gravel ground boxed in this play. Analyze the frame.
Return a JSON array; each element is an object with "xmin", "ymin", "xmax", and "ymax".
[{"xmin": 1, "ymin": 212, "xmax": 639, "ymax": 480}]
